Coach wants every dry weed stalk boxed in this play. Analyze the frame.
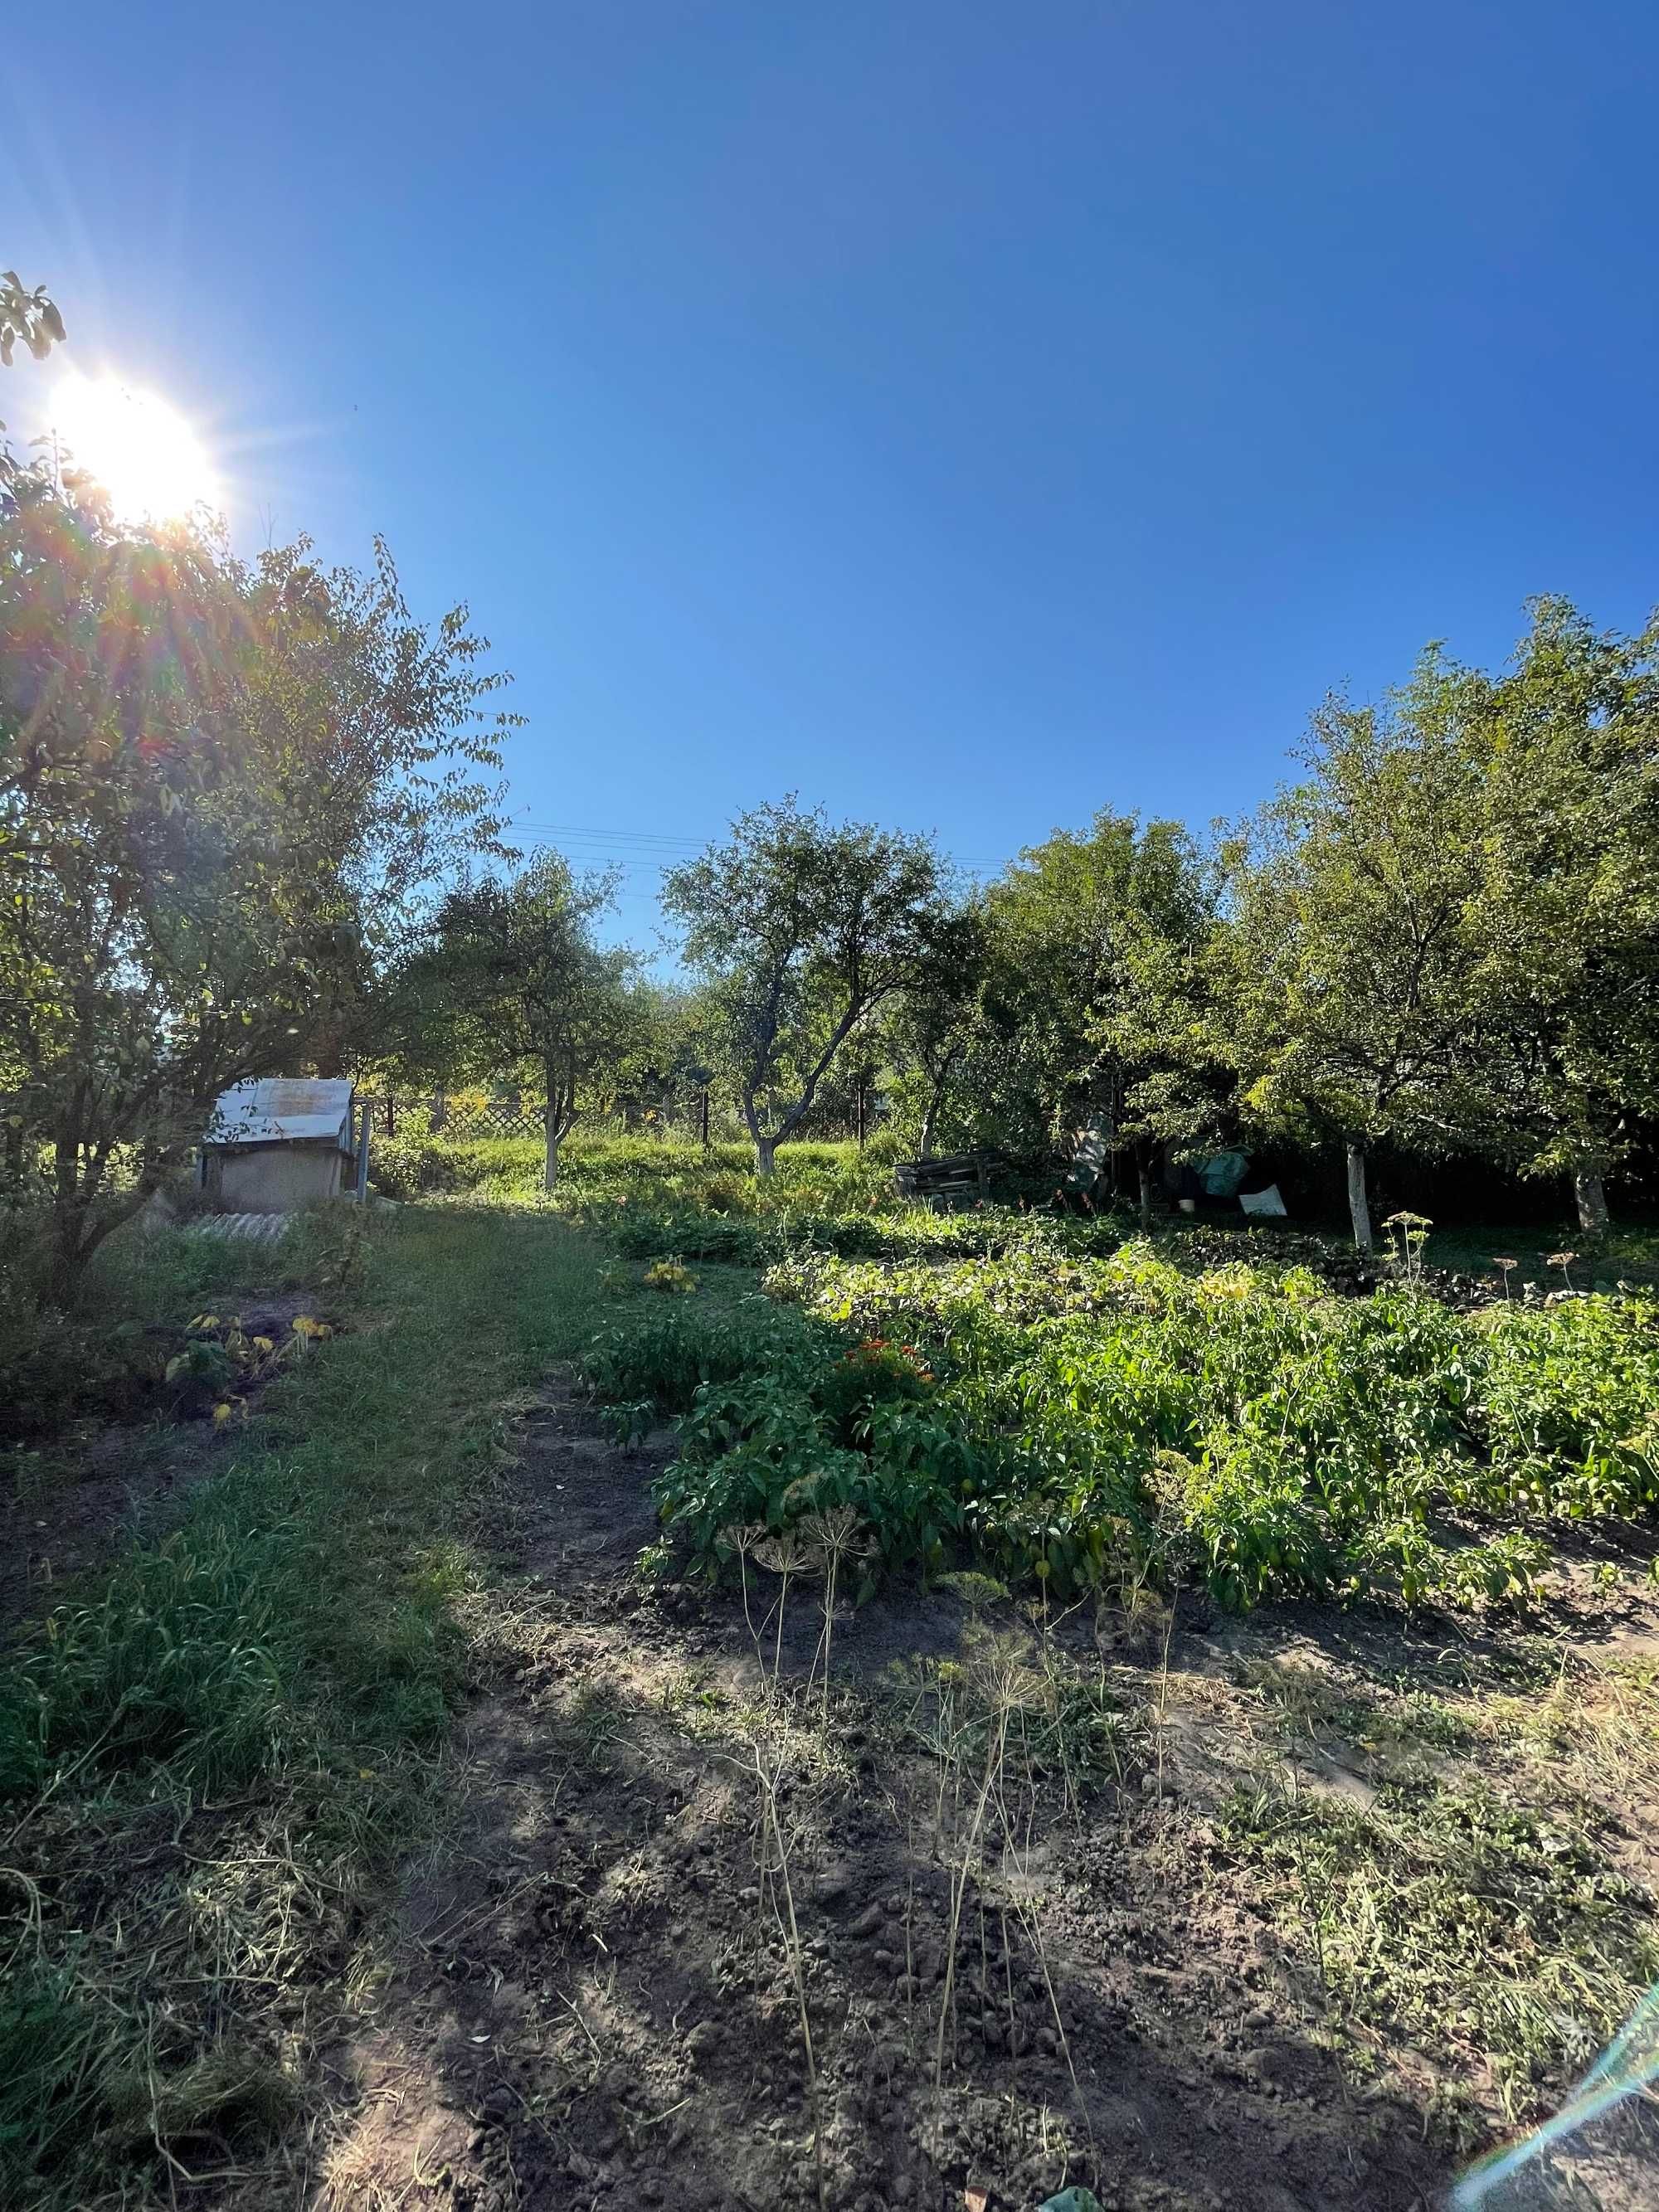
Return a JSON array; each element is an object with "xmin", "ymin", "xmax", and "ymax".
[
  {"xmin": 747, "ymin": 1733, "xmax": 828, "ymax": 2212},
  {"xmin": 716, "ymin": 1509, "xmax": 883, "ymax": 2210},
  {"xmin": 915, "ymin": 1626, "xmax": 1102, "ymax": 2191},
  {"xmin": 725, "ymin": 1521, "xmax": 768, "ymax": 1673},
  {"xmin": 751, "ymin": 1529, "xmax": 815, "ymax": 1686},
  {"xmin": 800, "ymin": 1505, "xmax": 875, "ymax": 1719},
  {"xmin": 1154, "ymin": 1586, "xmax": 1178, "ymax": 1802},
  {"xmin": 930, "ymin": 1638, "xmax": 1021, "ymax": 2164}
]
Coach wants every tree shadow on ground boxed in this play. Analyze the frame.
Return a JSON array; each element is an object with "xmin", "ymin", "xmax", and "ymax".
[{"xmin": 313, "ymin": 1393, "xmax": 1458, "ymax": 2212}]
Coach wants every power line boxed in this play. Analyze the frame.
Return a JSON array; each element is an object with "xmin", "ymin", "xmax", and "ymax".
[
  {"xmin": 517, "ymin": 844, "xmax": 674, "ymax": 878},
  {"xmin": 513, "ymin": 822, "xmax": 705, "ymax": 849},
  {"xmin": 510, "ymin": 819, "xmax": 1007, "ymax": 871}
]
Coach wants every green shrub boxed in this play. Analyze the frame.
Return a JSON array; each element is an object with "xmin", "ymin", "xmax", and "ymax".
[
  {"xmin": 600, "ymin": 1201, "xmax": 1151, "ymax": 1268},
  {"xmin": 0, "ymin": 1309, "xmax": 168, "ymax": 1443},
  {"xmin": 656, "ymin": 1373, "xmax": 974, "ymax": 1575},
  {"xmin": 367, "ymin": 1131, "xmax": 495, "ymax": 1197},
  {"xmin": 813, "ymin": 1335, "xmax": 936, "ymax": 1441},
  {"xmin": 577, "ymin": 1292, "xmax": 990, "ymax": 1571},
  {"xmin": 608, "ymin": 1209, "xmax": 770, "ymax": 1263},
  {"xmin": 1464, "ymin": 1296, "xmax": 1659, "ymax": 1519}
]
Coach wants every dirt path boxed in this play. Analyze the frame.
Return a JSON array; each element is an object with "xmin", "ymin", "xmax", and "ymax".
[{"xmin": 309, "ymin": 1383, "xmax": 1453, "ymax": 2212}]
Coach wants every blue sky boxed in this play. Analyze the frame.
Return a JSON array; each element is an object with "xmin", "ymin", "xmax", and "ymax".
[{"xmin": 9, "ymin": 2, "xmax": 1659, "ymax": 947}]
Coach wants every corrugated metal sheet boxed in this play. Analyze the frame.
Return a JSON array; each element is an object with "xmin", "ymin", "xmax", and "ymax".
[
  {"xmin": 205, "ymin": 1077, "xmax": 355, "ymax": 1151},
  {"xmin": 187, "ymin": 1211, "xmax": 291, "ymax": 1242}
]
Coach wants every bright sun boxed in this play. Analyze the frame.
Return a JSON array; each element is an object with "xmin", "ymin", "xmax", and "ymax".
[{"xmin": 46, "ymin": 372, "xmax": 218, "ymax": 523}]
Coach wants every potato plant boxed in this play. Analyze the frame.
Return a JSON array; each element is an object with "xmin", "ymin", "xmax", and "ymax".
[{"xmin": 584, "ymin": 1239, "xmax": 1659, "ymax": 1613}]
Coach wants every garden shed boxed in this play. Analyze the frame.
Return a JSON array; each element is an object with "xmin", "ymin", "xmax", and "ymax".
[{"xmin": 201, "ymin": 1078, "xmax": 361, "ymax": 1211}]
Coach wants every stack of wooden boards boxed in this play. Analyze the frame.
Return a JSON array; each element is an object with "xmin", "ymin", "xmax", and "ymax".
[{"xmin": 893, "ymin": 1151, "xmax": 1006, "ymax": 1208}]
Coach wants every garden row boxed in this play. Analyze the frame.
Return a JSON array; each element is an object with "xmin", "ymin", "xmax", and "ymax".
[{"xmin": 581, "ymin": 1240, "xmax": 1659, "ymax": 1614}]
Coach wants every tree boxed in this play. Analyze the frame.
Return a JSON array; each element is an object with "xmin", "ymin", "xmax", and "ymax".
[
  {"xmin": 1465, "ymin": 599, "xmax": 1659, "ymax": 1233},
  {"xmin": 236, "ymin": 537, "xmax": 519, "ymax": 1073},
  {"xmin": 0, "ymin": 450, "xmax": 513, "ymax": 1300},
  {"xmin": 971, "ymin": 812, "xmax": 1219, "ymax": 1205},
  {"xmin": 0, "ymin": 273, "xmax": 66, "ymax": 370},
  {"xmin": 1225, "ymin": 668, "xmax": 1496, "ymax": 1254},
  {"xmin": 1, "ymin": 274, "xmax": 65, "ymax": 508},
  {"xmin": 884, "ymin": 897, "xmax": 986, "ymax": 1157},
  {"xmin": 662, "ymin": 797, "xmax": 953, "ymax": 1176},
  {"xmin": 601, "ymin": 979, "xmax": 718, "ymax": 1137},
  {"xmin": 392, "ymin": 854, "xmax": 642, "ymax": 1189},
  {"xmin": 1092, "ymin": 898, "xmax": 1231, "ymax": 1226}
]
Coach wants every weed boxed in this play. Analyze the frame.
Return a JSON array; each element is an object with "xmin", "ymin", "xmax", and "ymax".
[
  {"xmin": 0, "ymin": 1950, "xmax": 107, "ymax": 2185},
  {"xmin": 1224, "ymin": 1774, "xmax": 1659, "ymax": 2118},
  {"xmin": 577, "ymin": 1296, "xmax": 825, "ymax": 1418},
  {"xmin": 798, "ymin": 1504, "xmax": 875, "ymax": 1717},
  {"xmin": 895, "ymin": 1623, "xmax": 1107, "ymax": 2190},
  {"xmin": 744, "ymin": 1731, "xmax": 827, "ymax": 2212},
  {"xmin": 0, "ymin": 1519, "xmax": 294, "ymax": 1796},
  {"xmin": 1382, "ymin": 1209, "xmax": 1433, "ymax": 1290},
  {"xmin": 570, "ymin": 1682, "xmax": 626, "ymax": 1770}
]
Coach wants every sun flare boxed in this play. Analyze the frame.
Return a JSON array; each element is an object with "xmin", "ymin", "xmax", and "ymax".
[{"xmin": 45, "ymin": 372, "xmax": 218, "ymax": 523}]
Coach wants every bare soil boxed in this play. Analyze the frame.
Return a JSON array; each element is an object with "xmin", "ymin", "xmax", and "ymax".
[{"xmin": 312, "ymin": 1388, "xmax": 1503, "ymax": 2212}]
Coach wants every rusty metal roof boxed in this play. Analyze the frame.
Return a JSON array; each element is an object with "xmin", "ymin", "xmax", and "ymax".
[{"xmin": 204, "ymin": 1078, "xmax": 356, "ymax": 1150}]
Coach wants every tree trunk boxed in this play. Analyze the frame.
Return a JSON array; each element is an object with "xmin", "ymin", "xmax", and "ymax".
[
  {"xmin": 42, "ymin": 1211, "xmax": 85, "ymax": 1311},
  {"xmin": 1345, "ymin": 1141, "xmax": 1374, "ymax": 1257},
  {"xmin": 919, "ymin": 1087, "xmax": 941, "ymax": 1162},
  {"xmin": 1136, "ymin": 1148, "xmax": 1155, "ymax": 1232},
  {"xmin": 543, "ymin": 1096, "xmax": 561, "ymax": 1191},
  {"xmin": 430, "ymin": 1089, "xmax": 448, "ymax": 1133},
  {"xmin": 755, "ymin": 1135, "xmax": 778, "ymax": 1179},
  {"xmin": 41, "ymin": 1179, "xmax": 150, "ymax": 1310},
  {"xmin": 1573, "ymin": 1169, "xmax": 1610, "ymax": 1237}
]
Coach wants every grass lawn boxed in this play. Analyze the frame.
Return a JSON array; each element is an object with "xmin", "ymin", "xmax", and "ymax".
[{"xmin": 1, "ymin": 1203, "xmax": 614, "ymax": 2204}]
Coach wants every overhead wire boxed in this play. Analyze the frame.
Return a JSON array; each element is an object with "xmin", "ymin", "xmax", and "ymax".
[{"xmin": 507, "ymin": 819, "xmax": 1007, "ymax": 873}]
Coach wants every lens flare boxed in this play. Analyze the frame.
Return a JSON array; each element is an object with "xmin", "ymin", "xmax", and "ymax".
[{"xmin": 44, "ymin": 372, "xmax": 218, "ymax": 523}]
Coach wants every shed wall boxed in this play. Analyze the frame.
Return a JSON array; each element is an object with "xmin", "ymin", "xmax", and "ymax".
[{"xmin": 206, "ymin": 1145, "xmax": 345, "ymax": 1211}]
